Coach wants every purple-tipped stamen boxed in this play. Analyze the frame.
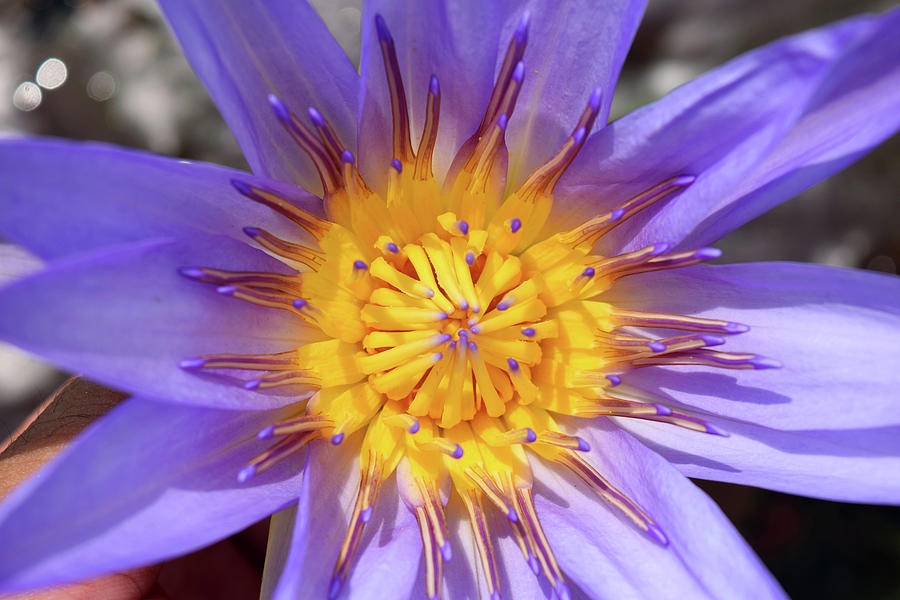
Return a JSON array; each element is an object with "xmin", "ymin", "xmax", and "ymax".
[
  {"xmin": 353, "ymin": 259, "xmax": 368, "ymax": 270},
  {"xmin": 332, "ymin": 432, "xmax": 345, "ymax": 445},
  {"xmin": 386, "ymin": 242, "xmax": 400, "ymax": 253},
  {"xmin": 237, "ymin": 464, "xmax": 256, "ymax": 483},
  {"xmin": 521, "ymin": 327, "xmax": 536, "ymax": 337},
  {"xmin": 390, "ymin": 158, "xmax": 402, "ymax": 172},
  {"xmin": 507, "ymin": 358, "xmax": 520, "ymax": 372},
  {"xmin": 605, "ymin": 374, "xmax": 621, "ymax": 386},
  {"xmin": 342, "ymin": 149, "xmax": 355, "ymax": 164},
  {"xmin": 458, "ymin": 220, "xmax": 469, "ymax": 235}
]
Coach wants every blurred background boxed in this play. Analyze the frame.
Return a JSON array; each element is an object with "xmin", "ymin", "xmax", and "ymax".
[{"xmin": 0, "ymin": 0, "xmax": 898, "ymax": 597}]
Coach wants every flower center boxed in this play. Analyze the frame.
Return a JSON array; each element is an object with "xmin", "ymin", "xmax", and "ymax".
[
  {"xmin": 177, "ymin": 12, "xmax": 780, "ymax": 600},
  {"xmin": 360, "ymin": 233, "xmax": 544, "ymax": 429}
]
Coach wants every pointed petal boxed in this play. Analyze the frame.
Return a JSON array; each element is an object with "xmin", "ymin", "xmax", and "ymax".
[
  {"xmin": 262, "ymin": 438, "xmax": 421, "ymax": 600},
  {"xmin": 357, "ymin": 1, "xmax": 510, "ymax": 188},
  {"xmin": 0, "ymin": 138, "xmax": 322, "ymax": 261},
  {"xmin": 554, "ymin": 12, "xmax": 892, "ymax": 253},
  {"xmin": 158, "ymin": 0, "xmax": 358, "ymax": 192},
  {"xmin": 602, "ymin": 261, "xmax": 900, "ymax": 504},
  {"xmin": 0, "ymin": 236, "xmax": 321, "ymax": 409},
  {"xmin": 504, "ymin": 0, "xmax": 646, "ymax": 188},
  {"xmin": 619, "ymin": 416, "xmax": 900, "ymax": 505},
  {"xmin": 0, "ymin": 397, "xmax": 302, "ymax": 594},
  {"xmin": 603, "ymin": 262, "xmax": 900, "ymax": 430},
  {"xmin": 531, "ymin": 421, "xmax": 787, "ymax": 599}
]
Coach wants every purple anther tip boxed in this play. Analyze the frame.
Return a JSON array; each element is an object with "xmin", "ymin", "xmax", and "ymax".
[
  {"xmin": 231, "ymin": 178, "xmax": 254, "ymax": 196},
  {"xmin": 331, "ymin": 432, "xmax": 345, "ymax": 445},
  {"xmin": 458, "ymin": 220, "xmax": 469, "ymax": 235},
  {"xmin": 581, "ymin": 267, "xmax": 595, "ymax": 278},
  {"xmin": 701, "ymin": 334, "xmax": 726, "ymax": 346},
  {"xmin": 424, "ymin": 288, "xmax": 435, "ymax": 299},
  {"xmin": 750, "ymin": 356, "xmax": 782, "ymax": 370},
  {"xmin": 527, "ymin": 554, "xmax": 541, "ymax": 575},
  {"xmin": 242, "ymin": 226, "xmax": 262, "ymax": 237},
  {"xmin": 521, "ymin": 327, "xmax": 536, "ymax": 337},
  {"xmin": 374, "ymin": 13, "xmax": 391, "ymax": 42},
  {"xmin": 438, "ymin": 333, "xmax": 453, "ymax": 344},
  {"xmin": 470, "ymin": 325, "xmax": 481, "ymax": 334},
  {"xmin": 651, "ymin": 242, "xmax": 671, "ymax": 255},
  {"xmin": 605, "ymin": 374, "xmax": 621, "ymax": 386},
  {"xmin": 267, "ymin": 93, "xmax": 290, "ymax": 122},
  {"xmin": 507, "ymin": 357, "xmax": 520, "ymax": 371},
  {"xmin": 432, "ymin": 352, "xmax": 443, "ymax": 362},
  {"xmin": 465, "ymin": 251, "xmax": 475, "ymax": 265},
  {"xmin": 515, "ymin": 10, "xmax": 531, "ymax": 42},
  {"xmin": 177, "ymin": 267, "xmax": 205, "ymax": 279},
  {"xmin": 468, "ymin": 341, "xmax": 478, "ymax": 352},
  {"xmin": 705, "ymin": 422, "xmax": 730, "ymax": 437},
  {"xmin": 429, "ymin": 74, "xmax": 440, "ymax": 96},
  {"xmin": 649, "ymin": 341, "xmax": 666, "ymax": 353},
  {"xmin": 216, "ymin": 285, "xmax": 237, "ymax": 295},
  {"xmin": 452, "ymin": 444, "xmax": 464, "ymax": 459},
  {"xmin": 441, "ymin": 541, "xmax": 453, "ymax": 562},
  {"xmin": 390, "ymin": 158, "xmax": 402, "ymax": 173},
  {"xmin": 292, "ymin": 298, "xmax": 308, "ymax": 310},
  {"xmin": 497, "ymin": 300, "xmax": 511, "ymax": 311},
  {"xmin": 653, "ymin": 403, "xmax": 673, "ymax": 416},
  {"xmin": 556, "ymin": 581, "xmax": 572, "ymax": 600},
  {"xmin": 572, "ymin": 126, "xmax": 587, "ymax": 145},
  {"xmin": 178, "ymin": 357, "xmax": 206, "ymax": 369},
  {"xmin": 610, "ymin": 208, "xmax": 626, "ymax": 221},
  {"xmin": 257, "ymin": 425, "xmax": 275, "ymax": 440},
  {"xmin": 237, "ymin": 464, "xmax": 256, "ymax": 483},
  {"xmin": 673, "ymin": 174, "xmax": 696, "ymax": 186},
  {"xmin": 575, "ymin": 437, "xmax": 591, "ymax": 452},
  {"xmin": 510, "ymin": 217, "xmax": 522, "ymax": 233},
  {"xmin": 724, "ymin": 322, "xmax": 750, "ymax": 334},
  {"xmin": 507, "ymin": 507, "xmax": 519, "ymax": 523},
  {"xmin": 497, "ymin": 113, "xmax": 509, "ymax": 131},
  {"xmin": 360, "ymin": 506, "xmax": 373, "ymax": 524},
  {"xmin": 448, "ymin": 341, "xmax": 457, "ymax": 350},
  {"xmin": 491, "ymin": 591, "xmax": 503, "ymax": 600},
  {"xmin": 694, "ymin": 247, "xmax": 722, "ymax": 261},
  {"xmin": 589, "ymin": 85, "xmax": 603, "ymax": 110},
  {"xmin": 328, "ymin": 576, "xmax": 343, "ymax": 600},
  {"xmin": 647, "ymin": 523, "xmax": 670, "ymax": 546},
  {"xmin": 437, "ymin": 311, "xmax": 449, "ymax": 320},
  {"xmin": 353, "ymin": 259, "xmax": 368, "ymax": 270},
  {"xmin": 512, "ymin": 61, "xmax": 525, "ymax": 83},
  {"xmin": 408, "ymin": 420, "xmax": 420, "ymax": 434},
  {"xmin": 386, "ymin": 242, "xmax": 400, "ymax": 254},
  {"xmin": 307, "ymin": 106, "xmax": 325, "ymax": 126},
  {"xmin": 459, "ymin": 300, "xmax": 469, "ymax": 310},
  {"xmin": 341, "ymin": 149, "xmax": 355, "ymax": 164},
  {"xmin": 458, "ymin": 329, "xmax": 469, "ymax": 338},
  {"xmin": 243, "ymin": 379, "xmax": 262, "ymax": 391},
  {"xmin": 525, "ymin": 428, "xmax": 537, "ymax": 443}
]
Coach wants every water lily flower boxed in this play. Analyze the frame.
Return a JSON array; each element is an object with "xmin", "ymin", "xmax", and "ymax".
[{"xmin": 1, "ymin": 1, "xmax": 899, "ymax": 598}]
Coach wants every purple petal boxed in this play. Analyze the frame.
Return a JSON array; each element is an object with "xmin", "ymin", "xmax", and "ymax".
[
  {"xmin": 554, "ymin": 13, "xmax": 887, "ymax": 253},
  {"xmin": 603, "ymin": 262, "xmax": 900, "ymax": 430},
  {"xmin": 0, "ymin": 397, "xmax": 302, "ymax": 593},
  {"xmin": 599, "ymin": 262, "xmax": 900, "ymax": 503},
  {"xmin": 357, "ymin": 1, "xmax": 510, "ymax": 189},
  {"xmin": 679, "ymin": 7, "xmax": 900, "ymax": 247},
  {"xmin": 0, "ymin": 236, "xmax": 322, "ymax": 409},
  {"xmin": 531, "ymin": 420, "xmax": 787, "ymax": 599},
  {"xmin": 262, "ymin": 438, "xmax": 421, "ymax": 599},
  {"xmin": 504, "ymin": 0, "xmax": 646, "ymax": 188},
  {"xmin": 158, "ymin": 1, "xmax": 358, "ymax": 192},
  {"xmin": 618, "ymin": 416, "xmax": 900, "ymax": 505},
  {"xmin": 0, "ymin": 138, "xmax": 322, "ymax": 261}
]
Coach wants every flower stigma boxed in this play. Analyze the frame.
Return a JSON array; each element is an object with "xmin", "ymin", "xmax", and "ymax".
[{"xmin": 178, "ymin": 13, "xmax": 780, "ymax": 600}]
